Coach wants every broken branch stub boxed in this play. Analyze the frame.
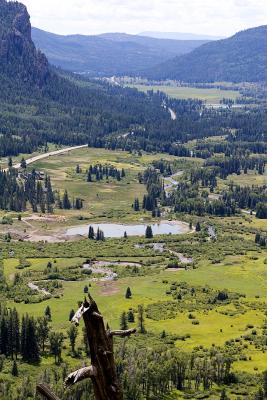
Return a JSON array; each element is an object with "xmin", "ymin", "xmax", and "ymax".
[
  {"xmin": 108, "ymin": 328, "xmax": 137, "ymax": 338},
  {"xmin": 65, "ymin": 366, "xmax": 97, "ymax": 387},
  {"xmin": 36, "ymin": 384, "xmax": 61, "ymax": 400}
]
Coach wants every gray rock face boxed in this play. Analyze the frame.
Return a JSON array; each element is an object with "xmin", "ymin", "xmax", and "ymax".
[{"xmin": 0, "ymin": 0, "xmax": 49, "ymax": 86}]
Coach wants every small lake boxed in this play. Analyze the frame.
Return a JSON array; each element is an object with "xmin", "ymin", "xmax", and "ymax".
[{"xmin": 66, "ymin": 221, "xmax": 189, "ymax": 238}]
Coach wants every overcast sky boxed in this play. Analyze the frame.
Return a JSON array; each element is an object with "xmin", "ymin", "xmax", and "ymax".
[{"xmin": 21, "ymin": 0, "xmax": 267, "ymax": 37}]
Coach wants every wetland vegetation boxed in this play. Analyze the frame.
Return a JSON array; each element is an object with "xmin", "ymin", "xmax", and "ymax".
[
  {"xmin": 0, "ymin": 3, "xmax": 266, "ymax": 396},
  {"xmin": 0, "ymin": 143, "xmax": 266, "ymax": 400}
]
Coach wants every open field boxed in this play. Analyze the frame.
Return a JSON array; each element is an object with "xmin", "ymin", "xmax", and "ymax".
[
  {"xmin": 32, "ymin": 147, "xmax": 179, "ymax": 223},
  {"xmin": 225, "ymin": 169, "xmax": 267, "ymax": 187},
  {"xmin": 126, "ymin": 84, "xmax": 240, "ymax": 104},
  {"xmin": 0, "ymin": 148, "xmax": 196, "ymax": 242}
]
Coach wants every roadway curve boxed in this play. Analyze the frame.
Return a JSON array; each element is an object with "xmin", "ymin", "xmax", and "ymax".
[{"xmin": 4, "ymin": 144, "xmax": 88, "ymax": 172}]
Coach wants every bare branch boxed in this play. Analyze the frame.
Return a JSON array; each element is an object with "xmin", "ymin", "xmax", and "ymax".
[
  {"xmin": 64, "ymin": 366, "xmax": 97, "ymax": 388},
  {"xmin": 71, "ymin": 303, "xmax": 91, "ymax": 326},
  {"xmin": 36, "ymin": 384, "xmax": 61, "ymax": 400},
  {"xmin": 108, "ymin": 328, "xmax": 137, "ymax": 338},
  {"xmin": 92, "ymin": 311, "xmax": 103, "ymax": 319}
]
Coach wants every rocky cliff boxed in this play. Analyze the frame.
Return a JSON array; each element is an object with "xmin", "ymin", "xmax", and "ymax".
[{"xmin": 0, "ymin": 0, "xmax": 49, "ymax": 86}]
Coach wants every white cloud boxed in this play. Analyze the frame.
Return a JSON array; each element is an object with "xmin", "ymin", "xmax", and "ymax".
[{"xmin": 21, "ymin": 0, "xmax": 267, "ymax": 36}]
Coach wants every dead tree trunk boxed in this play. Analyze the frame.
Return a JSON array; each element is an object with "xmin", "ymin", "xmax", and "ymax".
[
  {"xmin": 36, "ymin": 384, "xmax": 61, "ymax": 400},
  {"xmin": 37, "ymin": 295, "xmax": 136, "ymax": 400}
]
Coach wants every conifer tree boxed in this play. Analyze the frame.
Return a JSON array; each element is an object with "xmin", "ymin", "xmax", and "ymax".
[
  {"xmin": 0, "ymin": 316, "xmax": 8, "ymax": 355},
  {"xmin": 120, "ymin": 312, "xmax": 128, "ymax": 331},
  {"xmin": 45, "ymin": 175, "xmax": 54, "ymax": 205},
  {"xmin": 125, "ymin": 287, "xmax": 132, "ymax": 299},
  {"xmin": 20, "ymin": 315, "xmax": 26, "ymax": 360},
  {"xmin": 36, "ymin": 317, "xmax": 50, "ymax": 353},
  {"xmin": 255, "ymin": 233, "xmax": 261, "ymax": 243},
  {"xmin": 195, "ymin": 222, "xmax": 201, "ymax": 232},
  {"xmin": 44, "ymin": 306, "xmax": 52, "ymax": 321},
  {"xmin": 11, "ymin": 360, "xmax": 18, "ymax": 376},
  {"xmin": 67, "ymin": 325, "xmax": 78, "ymax": 354},
  {"xmin": 20, "ymin": 158, "xmax": 27, "ymax": 169},
  {"xmin": 96, "ymin": 228, "xmax": 105, "ymax": 241},
  {"xmin": 88, "ymin": 226, "xmax": 95, "ymax": 240},
  {"xmin": 49, "ymin": 332, "xmax": 64, "ymax": 364},
  {"xmin": 116, "ymin": 171, "xmax": 121, "ymax": 181},
  {"xmin": 138, "ymin": 305, "xmax": 146, "ymax": 334},
  {"xmin": 133, "ymin": 198, "xmax": 140, "ymax": 211},
  {"xmin": 8, "ymin": 309, "xmax": 20, "ymax": 360},
  {"xmin": 74, "ymin": 198, "xmax": 83, "ymax": 210},
  {"xmin": 62, "ymin": 190, "xmax": 71, "ymax": 209},
  {"xmin": 127, "ymin": 310, "xmax": 135, "ymax": 323},
  {"xmin": 21, "ymin": 315, "xmax": 40, "ymax": 363},
  {"xmin": 145, "ymin": 225, "xmax": 153, "ymax": 239}
]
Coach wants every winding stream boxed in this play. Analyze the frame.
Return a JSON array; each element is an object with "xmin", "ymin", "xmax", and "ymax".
[{"xmin": 28, "ymin": 282, "xmax": 50, "ymax": 296}]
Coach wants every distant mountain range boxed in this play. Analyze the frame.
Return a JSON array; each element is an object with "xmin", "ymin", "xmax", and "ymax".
[
  {"xmin": 32, "ymin": 28, "xmax": 208, "ymax": 76},
  {"xmin": 144, "ymin": 25, "xmax": 267, "ymax": 82},
  {"xmin": 139, "ymin": 31, "xmax": 223, "ymax": 41}
]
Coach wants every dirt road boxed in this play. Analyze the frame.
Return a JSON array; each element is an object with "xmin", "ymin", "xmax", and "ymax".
[{"xmin": 4, "ymin": 144, "xmax": 88, "ymax": 172}]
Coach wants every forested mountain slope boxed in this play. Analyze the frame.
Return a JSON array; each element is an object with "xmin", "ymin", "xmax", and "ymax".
[
  {"xmin": 0, "ymin": 0, "xmax": 170, "ymax": 157},
  {"xmin": 0, "ymin": 0, "xmax": 266, "ymax": 164},
  {"xmin": 32, "ymin": 28, "xmax": 208, "ymax": 76},
  {"xmin": 139, "ymin": 31, "xmax": 223, "ymax": 40},
  {"xmin": 145, "ymin": 25, "xmax": 267, "ymax": 82}
]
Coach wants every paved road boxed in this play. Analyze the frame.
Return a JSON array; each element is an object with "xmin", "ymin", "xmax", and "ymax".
[{"xmin": 4, "ymin": 144, "xmax": 88, "ymax": 172}]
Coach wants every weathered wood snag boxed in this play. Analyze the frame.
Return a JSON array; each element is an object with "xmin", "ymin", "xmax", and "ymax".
[
  {"xmin": 37, "ymin": 295, "xmax": 136, "ymax": 400},
  {"xmin": 36, "ymin": 384, "xmax": 61, "ymax": 400}
]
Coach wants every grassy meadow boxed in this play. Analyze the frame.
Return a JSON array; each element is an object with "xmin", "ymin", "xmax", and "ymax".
[
  {"xmin": 2, "ymin": 217, "xmax": 267, "ymax": 376},
  {"xmin": 31, "ymin": 147, "xmax": 179, "ymax": 224},
  {"xmin": 0, "ymin": 145, "xmax": 266, "ymax": 399},
  {"xmin": 126, "ymin": 84, "xmax": 240, "ymax": 104}
]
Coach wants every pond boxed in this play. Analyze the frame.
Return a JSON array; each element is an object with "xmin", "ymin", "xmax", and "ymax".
[{"xmin": 66, "ymin": 221, "xmax": 189, "ymax": 238}]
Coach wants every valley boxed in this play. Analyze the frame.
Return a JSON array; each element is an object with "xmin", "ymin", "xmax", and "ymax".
[
  {"xmin": 1, "ymin": 143, "xmax": 266, "ymax": 399},
  {"xmin": 0, "ymin": 0, "xmax": 266, "ymax": 399}
]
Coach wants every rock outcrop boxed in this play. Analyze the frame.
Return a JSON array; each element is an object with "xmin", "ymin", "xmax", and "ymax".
[{"xmin": 0, "ymin": 0, "xmax": 49, "ymax": 86}]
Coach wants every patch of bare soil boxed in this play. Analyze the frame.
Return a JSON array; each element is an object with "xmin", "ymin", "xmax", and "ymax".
[
  {"xmin": 23, "ymin": 214, "xmax": 66, "ymax": 223},
  {"xmin": 24, "ymin": 234, "xmax": 67, "ymax": 243},
  {"xmin": 165, "ymin": 268, "xmax": 185, "ymax": 272},
  {"xmin": 97, "ymin": 281, "xmax": 120, "ymax": 296}
]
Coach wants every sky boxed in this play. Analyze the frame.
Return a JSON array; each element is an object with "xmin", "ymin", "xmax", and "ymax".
[{"xmin": 21, "ymin": 0, "xmax": 267, "ymax": 37}]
